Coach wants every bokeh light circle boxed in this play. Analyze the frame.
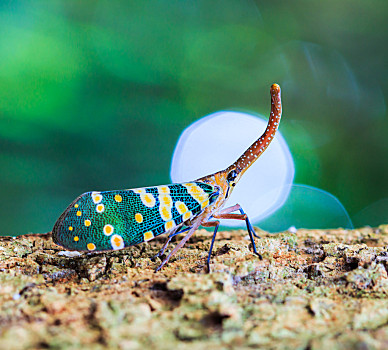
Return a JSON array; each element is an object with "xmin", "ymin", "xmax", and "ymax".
[{"xmin": 170, "ymin": 111, "xmax": 294, "ymax": 226}]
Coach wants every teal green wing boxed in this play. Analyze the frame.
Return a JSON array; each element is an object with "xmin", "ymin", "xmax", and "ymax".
[{"xmin": 52, "ymin": 182, "xmax": 219, "ymax": 252}]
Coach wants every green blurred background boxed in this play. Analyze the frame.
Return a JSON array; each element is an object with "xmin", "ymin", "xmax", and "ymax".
[{"xmin": 0, "ymin": 0, "xmax": 387, "ymax": 235}]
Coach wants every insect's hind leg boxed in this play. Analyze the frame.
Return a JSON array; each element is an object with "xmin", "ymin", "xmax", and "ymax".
[{"xmin": 152, "ymin": 226, "xmax": 191, "ymax": 259}]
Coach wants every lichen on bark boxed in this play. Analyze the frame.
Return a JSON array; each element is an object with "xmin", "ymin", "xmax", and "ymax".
[{"xmin": 0, "ymin": 225, "xmax": 387, "ymax": 349}]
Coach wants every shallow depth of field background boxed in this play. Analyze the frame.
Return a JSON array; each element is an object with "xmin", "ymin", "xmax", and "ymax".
[{"xmin": 0, "ymin": 0, "xmax": 387, "ymax": 235}]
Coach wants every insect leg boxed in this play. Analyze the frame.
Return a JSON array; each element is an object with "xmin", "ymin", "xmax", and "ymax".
[
  {"xmin": 237, "ymin": 207, "xmax": 261, "ymax": 239},
  {"xmin": 202, "ymin": 220, "xmax": 220, "ymax": 273},
  {"xmin": 213, "ymin": 211, "xmax": 263, "ymax": 260},
  {"xmin": 153, "ymin": 226, "xmax": 191, "ymax": 259},
  {"xmin": 218, "ymin": 204, "xmax": 261, "ymax": 238},
  {"xmin": 155, "ymin": 221, "xmax": 201, "ymax": 272},
  {"xmin": 218, "ymin": 204, "xmax": 242, "ymax": 215}
]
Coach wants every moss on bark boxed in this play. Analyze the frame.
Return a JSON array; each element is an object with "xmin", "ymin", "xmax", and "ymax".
[{"xmin": 1, "ymin": 225, "xmax": 387, "ymax": 349}]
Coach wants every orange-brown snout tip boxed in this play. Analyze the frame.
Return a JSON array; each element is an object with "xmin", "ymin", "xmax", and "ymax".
[{"xmin": 270, "ymin": 83, "xmax": 281, "ymax": 95}]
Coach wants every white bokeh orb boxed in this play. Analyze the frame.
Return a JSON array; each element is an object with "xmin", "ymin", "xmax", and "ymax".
[{"xmin": 170, "ymin": 111, "xmax": 295, "ymax": 226}]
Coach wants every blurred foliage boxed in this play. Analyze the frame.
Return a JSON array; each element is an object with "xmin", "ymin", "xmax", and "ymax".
[{"xmin": 0, "ymin": 0, "xmax": 387, "ymax": 234}]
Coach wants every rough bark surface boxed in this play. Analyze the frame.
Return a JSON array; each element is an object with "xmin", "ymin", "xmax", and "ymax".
[{"xmin": 0, "ymin": 226, "xmax": 387, "ymax": 349}]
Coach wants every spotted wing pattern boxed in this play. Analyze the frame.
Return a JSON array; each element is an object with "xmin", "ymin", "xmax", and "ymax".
[{"xmin": 52, "ymin": 182, "xmax": 219, "ymax": 252}]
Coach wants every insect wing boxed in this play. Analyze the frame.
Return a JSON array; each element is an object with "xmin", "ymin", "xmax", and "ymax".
[{"xmin": 52, "ymin": 182, "xmax": 219, "ymax": 252}]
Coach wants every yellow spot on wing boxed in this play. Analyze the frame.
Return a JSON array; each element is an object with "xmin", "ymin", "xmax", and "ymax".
[
  {"xmin": 144, "ymin": 231, "xmax": 154, "ymax": 241},
  {"xmin": 74, "ymin": 204, "xmax": 79, "ymax": 208},
  {"xmin": 134, "ymin": 188, "xmax": 156, "ymax": 207},
  {"xmin": 165, "ymin": 220, "xmax": 175, "ymax": 231},
  {"xmin": 160, "ymin": 206, "xmax": 172, "ymax": 221},
  {"xmin": 103, "ymin": 224, "xmax": 114, "ymax": 236},
  {"xmin": 201, "ymin": 199, "xmax": 209, "ymax": 209},
  {"xmin": 92, "ymin": 192, "xmax": 102, "ymax": 204},
  {"xmin": 68, "ymin": 226, "xmax": 73, "ymax": 231},
  {"xmin": 175, "ymin": 201, "xmax": 188, "ymax": 214},
  {"xmin": 87, "ymin": 243, "xmax": 96, "ymax": 251},
  {"xmin": 135, "ymin": 213, "xmax": 143, "ymax": 223},
  {"xmin": 160, "ymin": 195, "xmax": 172, "ymax": 207},
  {"xmin": 183, "ymin": 211, "xmax": 192, "ymax": 221},
  {"xmin": 183, "ymin": 183, "xmax": 209, "ymax": 206},
  {"xmin": 141, "ymin": 193, "xmax": 156, "ymax": 207},
  {"xmin": 96, "ymin": 204, "xmax": 105, "ymax": 213},
  {"xmin": 157, "ymin": 186, "xmax": 170, "ymax": 195},
  {"xmin": 84, "ymin": 220, "xmax": 91, "ymax": 227},
  {"xmin": 76, "ymin": 211, "xmax": 82, "ymax": 217},
  {"xmin": 115, "ymin": 194, "xmax": 122, "ymax": 202},
  {"xmin": 111, "ymin": 234, "xmax": 124, "ymax": 250},
  {"xmin": 189, "ymin": 186, "xmax": 201, "ymax": 194},
  {"xmin": 197, "ymin": 194, "xmax": 208, "ymax": 202},
  {"xmin": 74, "ymin": 236, "xmax": 79, "ymax": 242}
]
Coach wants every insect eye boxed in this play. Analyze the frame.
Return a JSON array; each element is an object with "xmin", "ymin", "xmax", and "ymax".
[{"xmin": 227, "ymin": 170, "xmax": 238, "ymax": 183}]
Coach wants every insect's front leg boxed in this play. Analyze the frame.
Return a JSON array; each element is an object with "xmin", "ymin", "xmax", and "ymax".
[
  {"xmin": 218, "ymin": 204, "xmax": 261, "ymax": 238},
  {"xmin": 213, "ymin": 205, "xmax": 263, "ymax": 260}
]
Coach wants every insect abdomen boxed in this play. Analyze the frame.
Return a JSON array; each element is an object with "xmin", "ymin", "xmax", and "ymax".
[{"xmin": 52, "ymin": 182, "xmax": 219, "ymax": 252}]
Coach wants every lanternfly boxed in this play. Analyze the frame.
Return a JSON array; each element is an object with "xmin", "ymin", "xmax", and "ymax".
[{"xmin": 52, "ymin": 84, "xmax": 282, "ymax": 271}]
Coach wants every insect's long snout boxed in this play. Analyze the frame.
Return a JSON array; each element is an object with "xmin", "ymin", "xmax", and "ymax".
[{"xmin": 231, "ymin": 83, "xmax": 282, "ymax": 177}]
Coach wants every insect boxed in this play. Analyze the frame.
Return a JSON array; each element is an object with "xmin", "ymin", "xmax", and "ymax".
[{"xmin": 52, "ymin": 84, "xmax": 282, "ymax": 271}]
